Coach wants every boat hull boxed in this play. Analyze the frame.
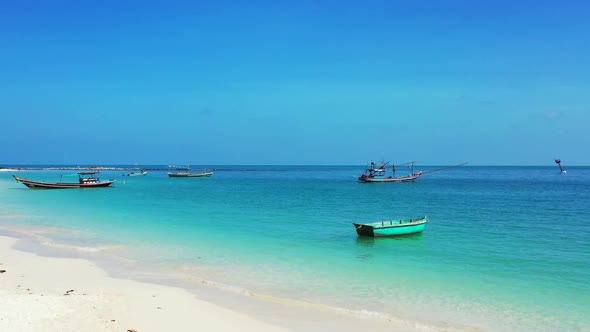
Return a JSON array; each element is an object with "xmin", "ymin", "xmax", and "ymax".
[
  {"xmin": 125, "ymin": 171, "xmax": 148, "ymax": 177},
  {"xmin": 13, "ymin": 176, "xmax": 115, "ymax": 189},
  {"xmin": 353, "ymin": 217, "xmax": 428, "ymax": 237},
  {"xmin": 168, "ymin": 172, "xmax": 213, "ymax": 177},
  {"xmin": 358, "ymin": 173, "xmax": 422, "ymax": 183}
]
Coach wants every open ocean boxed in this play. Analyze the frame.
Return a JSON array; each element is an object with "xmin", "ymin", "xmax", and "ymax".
[{"xmin": 1, "ymin": 165, "xmax": 588, "ymax": 331}]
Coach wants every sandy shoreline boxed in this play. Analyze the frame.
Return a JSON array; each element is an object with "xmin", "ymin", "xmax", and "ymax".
[
  {"xmin": 0, "ymin": 234, "xmax": 418, "ymax": 332},
  {"xmin": 0, "ymin": 235, "xmax": 292, "ymax": 332}
]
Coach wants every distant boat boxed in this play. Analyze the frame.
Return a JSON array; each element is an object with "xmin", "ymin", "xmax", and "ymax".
[
  {"xmin": 358, "ymin": 161, "xmax": 467, "ymax": 183},
  {"xmin": 124, "ymin": 170, "xmax": 148, "ymax": 177},
  {"xmin": 554, "ymin": 159, "xmax": 567, "ymax": 174},
  {"xmin": 167, "ymin": 165, "xmax": 213, "ymax": 178},
  {"xmin": 13, "ymin": 171, "xmax": 115, "ymax": 189},
  {"xmin": 353, "ymin": 216, "xmax": 429, "ymax": 237},
  {"xmin": 358, "ymin": 161, "xmax": 422, "ymax": 183}
]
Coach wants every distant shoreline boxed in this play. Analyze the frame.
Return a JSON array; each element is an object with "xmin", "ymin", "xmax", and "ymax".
[{"xmin": 1, "ymin": 165, "xmax": 586, "ymax": 172}]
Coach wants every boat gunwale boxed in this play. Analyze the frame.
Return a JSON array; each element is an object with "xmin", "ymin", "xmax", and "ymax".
[
  {"xmin": 353, "ymin": 217, "xmax": 428, "ymax": 230},
  {"xmin": 358, "ymin": 173, "xmax": 422, "ymax": 183}
]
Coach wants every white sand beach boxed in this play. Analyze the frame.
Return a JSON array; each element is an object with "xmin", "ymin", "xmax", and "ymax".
[
  {"xmin": 0, "ymin": 235, "xmax": 417, "ymax": 332},
  {"xmin": 0, "ymin": 236, "xmax": 292, "ymax": 332}
]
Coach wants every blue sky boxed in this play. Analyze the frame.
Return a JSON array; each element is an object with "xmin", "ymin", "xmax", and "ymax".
[{"xmin": 1, "ymin": 1, "xmax": 588, "ymax": 165}]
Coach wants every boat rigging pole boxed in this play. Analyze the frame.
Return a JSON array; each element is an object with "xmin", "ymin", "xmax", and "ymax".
[
  {"xmin": 391, "ymin": 161, "xmax": 415, "ymax": 176},
  {"xmin": 420, "ymin": 162, "xmax": 469, "ymax": 174}
]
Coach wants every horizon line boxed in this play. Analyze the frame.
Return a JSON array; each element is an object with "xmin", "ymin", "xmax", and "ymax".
[{"xmin": 1, "ymin": 163, "xmax": 587, "ymax": 167}]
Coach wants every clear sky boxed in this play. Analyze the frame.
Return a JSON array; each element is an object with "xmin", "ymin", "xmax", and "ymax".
[{"xmin": 1, "ymin": 0, "xmax": 588, "ymax": 165}]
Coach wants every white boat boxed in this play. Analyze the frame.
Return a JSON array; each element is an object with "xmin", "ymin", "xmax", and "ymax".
[{"xmin": 124, "ymin": 170, "xmax": 148, "ymax": 176}]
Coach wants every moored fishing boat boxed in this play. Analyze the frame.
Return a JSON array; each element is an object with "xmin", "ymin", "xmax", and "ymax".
[
  {"xmin": 358, "ymin": 161, "xmax": 468, "ymax": 183},
  {"xmin": 124, "ymin": 170, "xmax": 148, "ymax": 176},
  {"xmin": 353, "ymin": 216, "xmax": 428, "ymax": 237},
  {"xmin": 358, "ymin": 161, "xmax": 422, "ymax": 183},
  {"xmin": 167, "ymin": 165, "xmax": 213, "ymax": 177},
  {"xmin": 168, "ymin": 171, "xmax": 213, "ymax": 177},
  {"xmin": 13, "ymin": 171, "xmax": 115, "ymax": 189}
]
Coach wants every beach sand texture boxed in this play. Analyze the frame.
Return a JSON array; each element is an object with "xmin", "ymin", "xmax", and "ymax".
[
  {"xmin": 0, "ymin": 235, "xmax": 290, "ymax": 332},
  {"xmin": 0, "ymin": 235, "xmax": 416, "ymax": 332}
]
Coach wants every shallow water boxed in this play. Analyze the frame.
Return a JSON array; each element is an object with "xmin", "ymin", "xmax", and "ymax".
[{"xmin": 1, "ymin": 165, "xmax": 588, "ymax": 331}]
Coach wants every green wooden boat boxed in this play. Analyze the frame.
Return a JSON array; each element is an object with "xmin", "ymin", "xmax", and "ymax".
[{"xmin": 353, "ymin": 216, "xmax": 428, "ymax": 237}]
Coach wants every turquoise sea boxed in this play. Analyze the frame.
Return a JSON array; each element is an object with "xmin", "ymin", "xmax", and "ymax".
[{"xmin": 1, "ymin": 165, "xmax": 588, "ymax": 331}]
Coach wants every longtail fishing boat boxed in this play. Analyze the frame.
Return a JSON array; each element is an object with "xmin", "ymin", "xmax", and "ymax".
[
  {"xmin": 13, "ymin": 171, "xmax": 115, "ymax": 189},
  {"xmin": 358, "ymin": 161, "xmax": 422, "ymax": 183},
  {"xmin": 358, "ymin": 161, "xmax": 467, "ymax": 183},
  {"xmin": 353, "ymin": 216, "xmax": 428, "ymax": 237},
  {"xmin": 167, "ymin": 165, "xmax": 213, "ymax": 177}
]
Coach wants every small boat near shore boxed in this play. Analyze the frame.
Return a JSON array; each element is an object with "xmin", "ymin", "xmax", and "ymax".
[
  {"xmin": 353, "ymin": 216, "xmax": 428, "ymax": 237},
  {"xmin": 13, "ymin": 171, "xmax": 115, "ymax": 189},
  {"xmin": 167, "ymin": 165, "xmax": 213, "ymax": 178}
]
